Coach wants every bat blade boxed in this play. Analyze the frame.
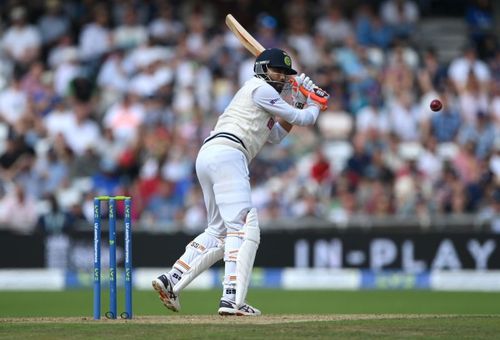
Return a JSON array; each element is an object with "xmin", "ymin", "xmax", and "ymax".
[{"xmin": 225, "ymin": 14, "xmax": 265, "ymax": 56}]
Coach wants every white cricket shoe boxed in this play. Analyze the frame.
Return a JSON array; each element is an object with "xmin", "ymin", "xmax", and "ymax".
[
  {"xmin": 218, "ymin": 298, "xmax": 261, "ymax": 316},
  {"xmin": 152, "ymin": 274, "xmax": 181, "ymax": 312}
]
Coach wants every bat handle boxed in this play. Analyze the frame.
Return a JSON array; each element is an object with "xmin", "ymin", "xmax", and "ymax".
[{"xmin": 298, "ymin": 86, "xmax": 329, "ymax": 110}]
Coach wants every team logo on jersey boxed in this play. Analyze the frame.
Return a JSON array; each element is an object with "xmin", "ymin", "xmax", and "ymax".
[
  {"xmin": 269, "ymin": 98, "xmax": 279, "ymax": 104},
  {"xmin": 267, "ymin": 117, "xmax": 275, "ymax": 129}
]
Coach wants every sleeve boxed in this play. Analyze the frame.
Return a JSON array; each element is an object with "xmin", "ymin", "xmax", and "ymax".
[
  {"xmin": 267, "ymin": 122, "xmax": 289, "ymax": 144},
  {"xmin": 253, "ymin": 83, "xmax": 320, "ymax": 126}
]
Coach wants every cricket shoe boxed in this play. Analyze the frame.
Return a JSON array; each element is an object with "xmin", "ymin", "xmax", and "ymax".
[
  {"xmin": 152, "ymin": 274, "xmax": 180, "ymax": 312},
  {"xmin": 218, "ymin": 299, "xmax": 261, "ymax": 316}
]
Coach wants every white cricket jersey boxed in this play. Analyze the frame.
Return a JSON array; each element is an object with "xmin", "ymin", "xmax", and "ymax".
[{"xmin": 202, "ymin": 77, "xmax": 319, "ymax": 161}]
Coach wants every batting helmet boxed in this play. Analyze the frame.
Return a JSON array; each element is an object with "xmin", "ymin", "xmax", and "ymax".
[{"xmin": 254, "ymin": 48, "xmax": 297, "ymax": 76}]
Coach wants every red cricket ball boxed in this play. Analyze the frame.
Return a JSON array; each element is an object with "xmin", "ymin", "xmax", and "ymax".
[{"xmin": 430, "ymin": 99, "xmax": 443, "ymax": 112}]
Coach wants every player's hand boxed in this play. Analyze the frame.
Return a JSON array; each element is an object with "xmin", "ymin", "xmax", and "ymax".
[
  {"xmin": 293, "ymin": 73, "xmax": 306, "ymax": 87},
  {"xmin": 305, "ymin": 87, "xmax": 329, "ymax": 111},
  {"xmin": 299, "ymin": 73, "xmax": 315, "ymax": 91},
  {"xmin": 291, "ymin": 73, "xmax": 328, "ymax": 110},
  {"xmin": 293, "ymin": 73, "xmax": 315, "ymax": 91},
  {"xmin": 291, "ymin": 73, "xmax": 315, "ymax": 108}
]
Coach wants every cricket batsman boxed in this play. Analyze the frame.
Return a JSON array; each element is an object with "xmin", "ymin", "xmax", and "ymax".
[{"xmin": 153, "ymin": 48, "xmax": 328, "ymax": 316}]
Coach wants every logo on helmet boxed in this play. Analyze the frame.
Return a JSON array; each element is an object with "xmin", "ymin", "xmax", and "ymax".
[{"xmin": 284, "ymin": 56, "xmax": 291, "ymax": 67}]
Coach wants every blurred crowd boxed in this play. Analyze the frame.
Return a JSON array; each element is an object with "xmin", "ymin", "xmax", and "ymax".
[{"xmin": 0, "ymin": 0, "xmax": 498, "ymax": 234}]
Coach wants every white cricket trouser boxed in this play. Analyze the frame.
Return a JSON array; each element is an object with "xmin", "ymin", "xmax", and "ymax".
[{"xmin": 196, "ymin": 144, "xmax": 252, "ymax": 236}]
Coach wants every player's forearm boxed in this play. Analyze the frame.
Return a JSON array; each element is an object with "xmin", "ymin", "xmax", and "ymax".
[
  {"xmin": 284, "ymin": 105, "xmax": 319, "ymax": 126},
  {"xmin": 260, "ymin": 97, "xmax": 320, "ymax": 126},
  {"xmin": 267, "ymin": 120, "xmax": 290, "ymax": 144},
  {"xmin": 253, "ymin": 84, "xmax": 320, "ymax": 126}
]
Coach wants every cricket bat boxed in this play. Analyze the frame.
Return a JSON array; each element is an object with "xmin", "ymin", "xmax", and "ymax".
[
  {"xmin": 225, "ymin": 14, "xmax": 328, "ymax": 109},
  {"xmin": 225, "ymin": 14, "xmax": 264, "ymax": 57}
]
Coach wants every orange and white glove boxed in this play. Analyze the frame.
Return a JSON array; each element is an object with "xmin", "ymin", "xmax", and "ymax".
[
  {"xmin": 290, "ymin": 73, "xmax": 329, "ymax": 111},
  {"xmin": 305, "ymin": 86, "xmax": 329, "ymax": 111},
  {"xmin": 291, "ymin": 73, "xmax": 312, "ymax": 108}
]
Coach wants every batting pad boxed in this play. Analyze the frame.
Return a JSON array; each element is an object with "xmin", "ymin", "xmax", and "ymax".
[
  {"xmin": 173, "ymin": 233, "xmax": 224, "ymax": 294},
  {"xmin": 235, "ymin": 208, "xmax": 260, "ymax": 307}
]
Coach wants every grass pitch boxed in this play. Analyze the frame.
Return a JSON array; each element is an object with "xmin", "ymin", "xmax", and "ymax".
[
  {"xmin": 1, "ymin": 290, "xmax": 499, "ymax": 339},
  {"xmin": 1, "ymin": 315, "xmax": 500, "ymax": 339}
]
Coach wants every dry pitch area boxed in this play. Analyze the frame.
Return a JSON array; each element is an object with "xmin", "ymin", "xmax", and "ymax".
[
  {"xmin": 2, "ymin": 314, "xmax": 499, "ymax": 339},
  {"xmin": 0, "ymin": 313, "xmax": 496, "ymax": 323}
]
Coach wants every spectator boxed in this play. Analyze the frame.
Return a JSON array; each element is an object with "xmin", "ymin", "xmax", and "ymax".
[
  {"xmin": 34, "ymin": 72, "xmax": 60, "ymax": 117},
  {"xmin": 465, "ymin": 0, "xmax": 495, "ymax": 57},
  {"xmin": 52, "ymin": 47, "xmax": 82, "ymax": 97},
  {"xmin": 453, "ymin": 141, "xmax": 482, "ymax": 186},
  {"xmin": 388, "ymin": 92, "xmax": 421, "ymax": 142},
  {"xmin": 20, "ymin": 61, "xmax": 45, "ymax": 100},
  {"xmin": 489, "ymin": 48, "xmax": 500, "ymax": 87},
  {"xmin": 344, "ymin": 134, "xmax": 371, "ymax": 189},
  {"xmin": 62, "ymin": 102, "xmax": 101, "ymax": 156},
  {"xmin": 182, "ymin": 186, "xmax": 206, "ymax": 232},
  {"xmin": 363, "ymin": 177, "xmax": 394, "ymax": 215},
  {"xmin": 36, "ymin": 193, "xmax": 73, "ymax": 234},
  {"xmin": 287, "ymin": 16, "xmax": 320, "ymax": 68},
  {"xmin": 183, "ymin": 10, "xmax": 210, "ymax": 60},
  {"xmin": 0, "ymin": 182, "xmax": 38, "ymax": 234},
  {"xmin": 43, "ymin": 99, "xmax": 72, "ymax": 138},
  {"xmin": 103, "ymin": 90, "xmax": 145, "ymax": 145},
  {"xmin": 355, "ymin": 98, "xmax": 390, "ymax": 137},
  {"xmin": 290, "ymin": 187, "xmax": 323, "ymax": 219},
  {"xmin": 491, "ymin": 82, "xmax": 500, "ymax": 129},
  {"xmin": 92, "ymin": 156, "xmax": 121, "ymax": 197},
  {"xmin": 416, "ymin": 137, "xmax": 442, "ymax": 183},
  {"xmin": 458, "ymin": 111, "xmax": 496, "ymax": 160},
  {"xmin": 458, "ymin": 69, "xmax": 490, "ymax": 125},
  {"xmin": 383, "ymin": 44, "xmax": 416, "ymax": 101},
  {"xmin": 394, "ymin": 159, "xmax": 430, "ymax": 215},
  {"xmin": 479, "ymin": 187, "xmax": 500, "ymax": 232},
  {"xmin": 254, "ymin": 13, "xmax": 282, "ymax": 49},
  {"xmin": 127, "ymin": 52, "xmax": 167, "ymax": 98},
  {"xmin": 2, "ymin": 6, "xmax": 42, "ymax": 70},
  {"xmin": 143, "ymin": 178, "xmax": 183, "ymax": 227},
  {"xmin": 0, "ymin": 134, "xmax": 35, "ymax": 179},
  {"xmin": 0, "ymin": 71, "xmax": 29, "ymax": 126},
  {"xmin": 285, "ymin": 0, "xmax": 315, "ymax": 23},
  {"xmin": 448, "ymin": 44, "xmax": 491, "ymax": 93},
  {"xmin": 315, "ymin": 5, "xmax": 353, "ymax": 46},
  {"xmin": 33, "ymin": 147, "xmax": 69, "ymax": 196},
  {"xmin": 96, "ymin": 47, "xmax": 129, "ymax": 113},
  {"xmin": 317, "ymin": 100, "xmax": 353, "ymax": 140},
  {"xmin": 37, "ymin": 0, "xmax": 70, "ymax": 49},
  {"xmin": 379, "ymin": 0, "xmax": 419, "ymax": 39},
  {"xmin": 382, "ymin": 133, "xmax": 406, "ymax": 174},
  {"xmin": 68, "ymin": 144, "xmax": 99, "ymax": 180},
  {"xmin": 419, "ymin": 47, "xmax": 448, "ymax": 92},
  {"xmin": 355, "ymin": 4, "xmax": 393, "ymax": 49},
  {"xmin": 310, "ymin": 148, "xmax": 331, "ymax": 184},
  {"xmin": 113, "ymin": 5, "xmax": 148, "ymax": 50},
  {"xmin": 328, "ymin": 175, "xmax": 357, "ymax": 223},
  {"xmin": 79, "ymin": 5, "xmax": 112, "ymax": 64},
  {"xmin": 148, "ymin": 4, "xmax": 184, "ymax": 46}
]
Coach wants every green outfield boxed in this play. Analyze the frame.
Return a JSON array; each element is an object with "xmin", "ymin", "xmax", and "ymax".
[
  {"xmin": 1, "ymin": 289, "xmax": 500, "ymax": 316},
  {"xmin": 1, "ymin": 290, "xmax": 499, "ymax": 339}
]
